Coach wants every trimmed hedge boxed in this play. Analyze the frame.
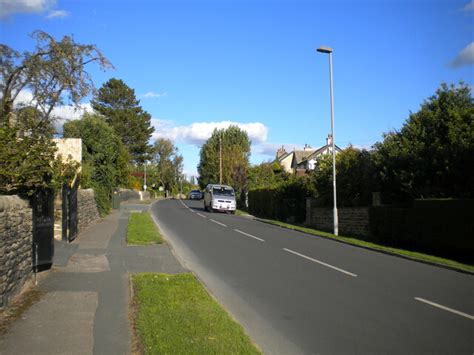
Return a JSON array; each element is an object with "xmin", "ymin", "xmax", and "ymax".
[
  {"xmin": 248, "ymin": 179, "xmax": 313, "ymax": 223},
  {"xmin": 369, "ymin": 199, "xmax": 474, "ymax": 263}
]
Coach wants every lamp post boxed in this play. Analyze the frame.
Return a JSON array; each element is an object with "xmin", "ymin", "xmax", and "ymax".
[
  {"xmin": 143, "ymin": 160, "xmax": 148, "ymax": 191},
  {"xmin": 317, "ymin": 46, "xmax": 338, "ymax": 236},
  {"xmin": 219, "ymin": 132, "xmax": 223, "ymax": 184}
]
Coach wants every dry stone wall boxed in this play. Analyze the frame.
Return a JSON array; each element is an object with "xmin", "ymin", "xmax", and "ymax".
[
  {"xmin": 78, "ymin": 189, "xmax": 100, "ymax": 232},
  {"xmin": 0, "ymin": 196, "xmax": 33, "ymax": 308}
]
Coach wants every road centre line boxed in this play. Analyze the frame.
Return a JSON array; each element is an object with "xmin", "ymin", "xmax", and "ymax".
[
  {"xmin": 283, "ymin": 248, "xmax": 357, "ymax": 277},
  {"xmin": 234, "ymin": 229, "xmax": 265, "ymax": 242},
  {"xmin": 210, "ymin": 219, "xmax": 227, "ymax": 227},
  {"xmin": 414, "ymin": 297, "xmax": 474, "ymax": 320},
  {"xmin": 196, "ymin": 213, "xmax": 207, "ymax": 219}
]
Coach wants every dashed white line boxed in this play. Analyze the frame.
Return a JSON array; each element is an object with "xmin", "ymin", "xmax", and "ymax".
[
  {"xmin": 196, "ymin": 213, "xmax": 207, "ymax": 219},
  {"xmin": 283, "ymin": 248, "xmax": 357, "ymax": 277},
  {"xmin": 234, "ymin": 229, "xmax": 265, "ymax": 242},
  {"xmin": 414, "ymin": 297, "xmax": 474, "ymax": 320},
  {"xmin": 210, "ymin": 219, "xmax": 227, "ymax": 227}
]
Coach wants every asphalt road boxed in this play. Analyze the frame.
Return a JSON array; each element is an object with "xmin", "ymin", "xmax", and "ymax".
[{"xmin": 151, "ymin": 199, "xmax": 473, "ymax": 355}]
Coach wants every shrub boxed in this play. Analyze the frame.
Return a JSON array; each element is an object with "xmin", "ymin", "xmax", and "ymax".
[
  {"xmin": 63, "ymin": 113, "xmax": 130, "ymax": 215},
  {"xmin": 248, "ymin": 176, "xmax": 314, "ymax": 223}
]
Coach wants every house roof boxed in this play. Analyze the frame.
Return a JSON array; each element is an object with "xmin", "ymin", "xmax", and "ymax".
[
  {"xmin": 277, "ymin": 151, "xmax": 292, "ymax": 162},
  {"xmin": 293, "ymin": 150, "xmax": 315, "ymax": 164},
  {"xmin": 276, "ymin": 140, "xmax": 343, "ymax": 170}
]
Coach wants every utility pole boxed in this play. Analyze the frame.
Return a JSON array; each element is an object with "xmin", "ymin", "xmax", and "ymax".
[{"xmin": 219, "ymin": 133, "xmax": 223, "ymax": 184}]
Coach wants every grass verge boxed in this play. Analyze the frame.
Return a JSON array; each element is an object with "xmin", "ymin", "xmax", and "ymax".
[
  {"xmin": 127, "ymin": 212, "xmax": 163, "ymax": 245},
  {"xmin": 235, "ymin": 209, "xmax": 251, "ymax": 216},
  {"xmin": 131, "ymin": 273, "xmax": 261, "ymax": 354},
  {"xmin": 259, "ymin": 218, "xmax": 474, "ymax": 274}
]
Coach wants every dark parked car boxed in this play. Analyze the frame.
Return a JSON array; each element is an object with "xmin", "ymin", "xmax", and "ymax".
[{"xmin": 188, "ymin": 190, "xmax": 203, "ymax": 200}]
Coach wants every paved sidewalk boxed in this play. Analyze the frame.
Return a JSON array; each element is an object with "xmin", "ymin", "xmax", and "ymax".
[{"xmin": 0, "ymin": 201, "xmax": 186, "ymax": 355}]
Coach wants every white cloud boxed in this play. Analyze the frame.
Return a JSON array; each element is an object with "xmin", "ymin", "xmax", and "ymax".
[
  {"xmin": 46, "ymin": 9, "xmax": 68, "ymax": 19},
  {"xmin": 151, "ymin": 120, "xmax": 268, "ymax": 146},
  {"xmin": 450, "ymin": 42, "xmax": 474, "ymax": 68},
  {"xmin": 142, "ymin": 91, "xmax": 167, "ymax": 99},
  {"xmin": 51, "ymin": 103, "xmax": 92, "ymax": 121},
  {"xmin": 13, "ymin": 89, "xmax": 35, "ymax": 105},
  {"xmin": 13, "ymin": 89, "xmax": 92, "ymax": 132},
  {"xmin": 464, "ymin": 0, "xmax": 474, "ymax": 11},
  {"xmin": 51, "ymin": 103, "xmax": 93, "ymax": 133},
  {"xmin": 0, "ymin": 0, "xmax": 55, "ymax": 18}
]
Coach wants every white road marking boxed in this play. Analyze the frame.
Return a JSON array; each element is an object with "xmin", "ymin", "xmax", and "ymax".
[
  {"xmin": 210, "ymin": 219, "xmax": 227, "ymax": 227},
  {"xmin": 196, "ymin": 213, "xmax": 207, "ymax": 219},
  {"xmin": 283, "ymin": 248, "xmax": 357, "ymax": 277},
  {"xmin": 414, "ymin": 297, "xmax": 474, "ymax": 320},
  {"xmin": 234, "ymin": 229, "xmax": 265, "ymax": 242},
  {"xmin": 189, "ymin": 209, "xmax": 196, "ymax": 213}
]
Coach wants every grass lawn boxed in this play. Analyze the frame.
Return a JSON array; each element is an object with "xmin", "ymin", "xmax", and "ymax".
[
  {"xmin": 259, "ymin": 219, "xmax": 474, "ymax": 274},
  {"xmin": 131, "ymin": 273, "xmax": 261, "ymax": 354},
  {"xmin": 127, "ymin": 212, "xmax": 163, "ymax": 245}
]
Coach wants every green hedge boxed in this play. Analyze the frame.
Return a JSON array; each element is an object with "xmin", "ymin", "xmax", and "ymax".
[
  {"xmin": 248, "ymin": 179, "xmax": 313, "ymax": 223},
  {"xmin": 369, "ymin": 199, "xmax": 474, "ymax": 263}
]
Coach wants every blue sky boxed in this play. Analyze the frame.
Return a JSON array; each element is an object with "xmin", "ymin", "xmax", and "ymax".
[{"xmin": 1, "ymin": 0, "xmax": 473, "ymax": 178}]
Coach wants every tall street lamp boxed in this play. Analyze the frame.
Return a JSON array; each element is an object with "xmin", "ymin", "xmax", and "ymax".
[
  {"xmin": 317, "ymin": 45, "xmax": 339, "ymax": 236},
  {"xmin": 143, "ymin": 160, "xmax": 148, "ymax": 191}
]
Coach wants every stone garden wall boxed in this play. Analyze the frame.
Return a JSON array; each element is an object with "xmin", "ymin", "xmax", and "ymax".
[
  {"xmin": 305, "ymin": 198, "xmax": 370, "ymax": 237},
  {"xmin": 78, "ymin": 189, "xmax": 100, "ymax": 232},
  {"xmin": 0, "ymin": 196, "xmax": 33, "ymax": 308}
]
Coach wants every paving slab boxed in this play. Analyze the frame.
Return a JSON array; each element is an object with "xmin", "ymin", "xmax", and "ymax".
[
  {"xmin": 0, "ymin": 201, "xmax": 187, "ymax": 355},
  {"xmin": 0, "ymin": 291, "xmax": 98, "ymax": 355}
]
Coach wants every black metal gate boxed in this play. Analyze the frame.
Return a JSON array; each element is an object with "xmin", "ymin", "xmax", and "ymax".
[
  {"xmin": 62, "ymin": 181, "xmax": 78, "ymax": 242},
  {"xmin": 32, "ymin": 188, "xmax": 54, "ymax": 269}
]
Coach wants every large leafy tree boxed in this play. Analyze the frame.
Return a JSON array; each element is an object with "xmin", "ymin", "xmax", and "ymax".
[
  {"xmin": 1, "ymin": 30, "xmax": 111, "ymax": 128},
  {"xmin": 311, "ymin": 146, "xmax": 377, "ymax": 207},
  {"xmin": 91, "ymin": 78, "xmax": 154, "ymax": 164},
  {"xmin": 198, "ymin": 125, "xmax": 251, "ymax": 191},
  {"xmin": 149, "ymin": 138, "xmax": 183, "ymax": 192},
  {"xmin": 248, "ymin": 161, "xmax": 288, "ymax": 190},
  {"xmin": 373, "ymin": 83, "xmax": 473, "ymax": 202},
  {"xmin": 0, "ymin": 31, "xmax": 110, "ymax": 194},
  {"xmin": 63, "ymin": 113, "xmax": 130, "ymax": 215}
]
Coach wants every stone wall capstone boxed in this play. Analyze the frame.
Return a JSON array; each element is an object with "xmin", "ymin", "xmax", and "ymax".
[
  {"xmin": 77, "ymin": 189, "xmax": 100, "ymax": 232},
  {"xmin": 0, "ymin": 195, "xmax": 33, "ymax": 308}
]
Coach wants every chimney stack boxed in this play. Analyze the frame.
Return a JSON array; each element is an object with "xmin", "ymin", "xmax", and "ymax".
[{"xmin": 326, "ymin": 134, "xmax": 333, "ymax": 146}]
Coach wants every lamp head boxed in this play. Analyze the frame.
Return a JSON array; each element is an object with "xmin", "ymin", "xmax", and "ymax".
[{"xmin": 317, "ymin": 46, "xmax": 333, "ymax": 54}]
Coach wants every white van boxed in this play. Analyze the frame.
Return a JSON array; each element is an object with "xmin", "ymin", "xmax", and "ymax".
[{"xmin": 204, "ymin": 184, "xmax": 236, "ymax": 213}]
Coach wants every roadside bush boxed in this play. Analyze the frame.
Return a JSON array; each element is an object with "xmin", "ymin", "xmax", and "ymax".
[
  {"xmin": 369, "ymin": 199, "xmax": 474, "ymax": 263},
  {"xmin": 372, "ymin": 83, "xmax": 473, "ymax": 203},
  {"xmin": 63, "ymin": 113, "xmax": 130, "ymax": 215},
  {"xmin": 311, "ymin": 146, "xmax": 377, "ymax": 207},
  {"xmin": 248, "ymin": 175, "xmax": 314, "ymax": 223}
]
